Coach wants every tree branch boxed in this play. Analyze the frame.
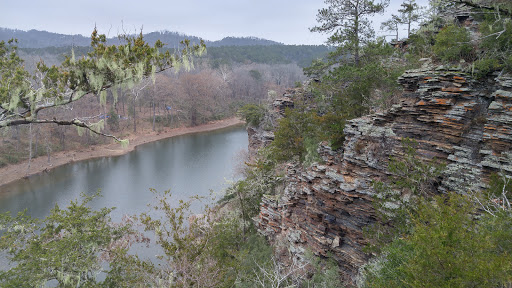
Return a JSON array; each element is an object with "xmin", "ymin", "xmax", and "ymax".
[
  {"xmin": 453, "ymin": 0, "xmax": 512, "ymax": 17},
  {"xmin": 2, "ymin": 118, "xmax": 125, "ymax": 143}
]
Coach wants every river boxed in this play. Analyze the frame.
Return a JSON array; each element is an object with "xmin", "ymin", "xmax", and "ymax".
[{"xmin": 0, "ymin": 125, "xmax": 248, "ymax": 221}]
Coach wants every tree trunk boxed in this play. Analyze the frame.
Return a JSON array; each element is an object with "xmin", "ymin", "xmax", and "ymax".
[
  {"xmin": 34, "ymin": 125, "xmax": 39, "ymax": 157},
  {"xmin": 354, "ymin": 14, "xmax": 360, "ymax": 67},
  {"xmin": 26, "ymin": 123, "xmax": 33, "ymax": 176},
  {"xmin": 133, "ymin": 97, "xmax": 137, "ymax": 133},
  {"xmin": 60, "ymin": 126, "xmax": 66, "ymax": 150},
  {"xmin": 45, "ymin": 133, "xmax": 52, "ymax": 165},
  {"xmin": 152, "ymin": 101, "xmax": 156, "ymax": 132},
  {"xmin": 121, "ymin": 89, "xmax": 125, "ymax": 115}
]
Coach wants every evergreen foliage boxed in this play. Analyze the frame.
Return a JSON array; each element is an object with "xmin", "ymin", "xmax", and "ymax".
[
  {"xmin": 0, "ymin": 28, "xmax": 206, "ymax": 142},
  {"xmin": 270, "ymin": 104, "xmax": 320, "ymax": 163},
  {"xmin": 0, "ymin": 192, "xmax": 133, "ymax": 287},
  {"xmin": 432, "ymin": 24, "xmax": 474, "ymax": 62},
  {"xmin": 302, "ymin": 39, "xmax": 406, "ymax": 152},
  {"xmin": 397, "ymin": 0, "xmax": 423, "ymax": 38},
  {"xmin": 310, "ymin": 0, "xmax": 389, "ymax": 66},
  {"xmin": 207, "ymin": 45, "xmax": 330, "ymax": 67},
  {"xmin": 362, "ymin": 193, "xmax": 512, "ymax": 288},
  {"xmin": 238, "ymin": 104, "xmax": 266, "ymax": 127},
  {"xmin": 362, "ymin": 142, "xmax": 512, "ymax": 288},
  {"xmin": 107, "ymin": 106, "xmax": 120, "ymax": 131}
]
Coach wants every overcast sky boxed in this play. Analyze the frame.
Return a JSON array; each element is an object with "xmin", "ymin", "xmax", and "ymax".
[{"xmin": 1, "ymin": 0, "xmax": 429, "ymax": 45}]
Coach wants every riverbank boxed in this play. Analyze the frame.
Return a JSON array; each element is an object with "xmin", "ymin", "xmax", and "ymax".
[{"xmin": 0, "ymin": 117, "xmax": 245, "ymax": 188}]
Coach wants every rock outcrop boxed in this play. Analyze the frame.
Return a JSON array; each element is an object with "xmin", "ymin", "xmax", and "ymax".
[
  {"xmin": 254, "ymin": 66, "xmax": 512, "ymax": 286},
  {"xmin": 247, "ymin": 86, "xmax": 313, "ymax": 158}
]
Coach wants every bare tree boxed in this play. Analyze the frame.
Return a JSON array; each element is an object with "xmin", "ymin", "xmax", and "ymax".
[
  {"xmin": 252, "ymin": 257, "xmax": 308, "ymax": 288},
  {"xmin": 179, "ymin": 70, "xmax": 228, "ymax": 126},
  {"xmin": 128, "ymin": 78, "xmax": 152, "ymax": 133}
]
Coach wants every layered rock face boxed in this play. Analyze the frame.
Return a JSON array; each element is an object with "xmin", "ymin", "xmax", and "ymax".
[{"xmin": 254, "ymin": 66, "xmax": 512, "ymax": 286}]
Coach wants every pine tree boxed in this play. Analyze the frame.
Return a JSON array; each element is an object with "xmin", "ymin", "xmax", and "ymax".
[{"xmin": 310, "ymin": 0, "xmax": 389, "ymax": 66}]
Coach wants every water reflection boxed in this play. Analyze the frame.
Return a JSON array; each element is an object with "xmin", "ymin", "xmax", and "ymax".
[{"xmin": 0, "ymin": 125, "xmax": 248, "ymax": 221}]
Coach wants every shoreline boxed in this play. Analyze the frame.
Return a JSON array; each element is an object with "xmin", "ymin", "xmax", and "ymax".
[{"xmin": 0, "ymin": 117, "xmax": 245, "ymax": 188}]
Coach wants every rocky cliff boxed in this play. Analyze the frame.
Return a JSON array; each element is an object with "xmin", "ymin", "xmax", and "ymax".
[{"xmin": 254, "ymin": 65, "xmax": 512, "ymax": 285}]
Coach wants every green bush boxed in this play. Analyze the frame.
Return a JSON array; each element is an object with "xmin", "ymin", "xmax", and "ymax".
[
  {"xmin": 238, "ymin": 103, "xmax": 265, "ymax": 127},
  {"xmin": 408, "ymin": 31, "xmax": 435, "ymax": 58},
  {"xmin": 153, "ymin": 114, "xmax": 174, "ymax": 127},
  {"xmin": 363, "ymin": 146, "xmax": 512, "ymax": 288},
  {"xmin": 0, "ymin": 192, "xmax": 133, "ymax": 287},
  {"xmin": 433, "ymin": 24, "xmax": 473, "ymax": 62},
  {"xmin": 479, "ymin": 15, "xmax": 512, "ymax": 54},
  {"xmin": 316, "ymin": 112, "xmax": 346, "ymax": 150},
  {"xmin": 362, "ymin": 193, "xmax": 512, "ymax": 288},
  {"xmin": 473, "ymin": 57, "xmax": 501, "ymax": 78},
  {"xmin": 270, "ymin": 106, "xmax": 319, "ymax": 162}
]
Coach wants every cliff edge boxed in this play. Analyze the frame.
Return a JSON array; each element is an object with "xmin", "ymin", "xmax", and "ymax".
[{"xmin": 254, "ymin": 65, "xmax": 512, "ymax": 285}]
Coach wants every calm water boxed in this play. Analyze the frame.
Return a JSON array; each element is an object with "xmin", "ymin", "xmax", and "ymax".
[{"xmin": 0, "ymin": 125, "xmax": 248, "ymax": 220}]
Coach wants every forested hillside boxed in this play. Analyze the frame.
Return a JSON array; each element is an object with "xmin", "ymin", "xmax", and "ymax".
[
  {"xmin": 4, "ymin": 28, "xmax": 329, "ymax": 71},
  {"xmin": 207, "ymin": 45, "xmax": 330, "ymax": 67},
  {"xmin": 0, "ymin": 27, "xmax": 282, "ymax": 48}
]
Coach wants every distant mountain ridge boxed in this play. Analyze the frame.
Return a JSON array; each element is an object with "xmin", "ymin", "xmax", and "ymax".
[{"xmin": 0, "ymin": 27, "xmax": 282, "ymax": 48}]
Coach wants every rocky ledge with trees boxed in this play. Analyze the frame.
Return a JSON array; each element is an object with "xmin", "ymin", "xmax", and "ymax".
[
  {"xmin": 247, "ymin": 0, "xmax": 512, "ymax": 286},
  {"xmin": 2, "ymin": 0, "xmax": 512, "ymax": 287}
]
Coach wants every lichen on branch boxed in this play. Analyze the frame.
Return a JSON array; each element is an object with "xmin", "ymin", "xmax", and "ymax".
[{"xmin": 0, "ymin": 29, "xmax": 206, "ymax": 143}]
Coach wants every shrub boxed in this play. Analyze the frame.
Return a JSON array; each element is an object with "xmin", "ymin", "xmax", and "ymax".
[
  {"xmin": 433, "ymin": 24, "xmax": 474, "ymax": 62},
  {"xmin": 362, "ymin": 193, "xmax": 512, "ymax": 288},
  {"xmin": 473, "ymin": 57, "xmax": 501, "ymax": 78},
  {"xmin": 408, "ymin": 31, "xmax": 435, "ymax": 58},
  {"xmin": 270, "ymin": 106, "xmax": 318, "ymax": 162},
  {"xmin": 238, "ymin": 104, "xmax": 266, "ymax": 127}
]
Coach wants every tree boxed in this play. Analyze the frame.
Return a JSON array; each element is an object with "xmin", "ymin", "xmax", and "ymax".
[
  {"xmin": 426, "ymin": 0, "xmax": 453, "ymax": 26},
  {"xmin": 0, "ymin": 192, "xmax": 136, "ymax": 287},
  {"xmin": 398, "ymin": 0, "xmax": 423, "ymax": 38},
  {"xmin": 0, "ymin": 30, "xmax": 205, "ymax": 143},
  {"xmin": 310, "ymin": 0, "xmax": 389, "ymax": 66},
  {"xmin": 381, "ymin": 15, "xmax": 402, "ymax": 41},
  {"xmin": 128, "ymin": 77, "xmax": 152, "ymax": 133},
  {"xmin": 107, "ymin": 106, "xmax": 120, "ymax": 131},
  {"xmin": 136, "ymin": 190, "xmax": 237, "ymax": 287},
  {"xmin": 179, "ymin": 71, "xmax": 216, "ymax": 126},
  {"xmin": 362, "ymin": 142, "xmax": 512, "ymax": 287},
  {"xmin": 270, "ymin": 103, "xmax": 320, "ymax": 163}
]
